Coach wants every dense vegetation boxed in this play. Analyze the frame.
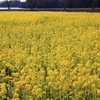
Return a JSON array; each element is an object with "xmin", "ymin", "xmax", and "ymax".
[
  {"xmin": 0, "ymin": 0, "xmax": 100, "ymax": 9},
  {"xmin": 0, "ymin": 12, "xmax": 100, "ymax": 100},
  {"xmin": 24, "ymin": 0, "xmax": 100, "ymax": 8},
  {"xmin": 0, "ymin": 0, "xmax": 21, "ymax": 7}
]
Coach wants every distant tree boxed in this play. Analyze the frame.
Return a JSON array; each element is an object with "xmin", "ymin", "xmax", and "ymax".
[
  {"xmin": 27, "ymin": 0, "xmax": 34, "ymax": 10},
  {"xmin": 6, "ymin": 0, "xmax": 12, "ymax": 10},
  {"xmin": 44, "ymin": 0, "xmax": 58, "ymax": 8},
  {"xmin": 58, "ymin": 0, "xmax": 70, "ymax": 10},
  {"xmin": 37, "ymin": 0, "xmax": 43, "ymax": 7},
  {"xmin": 26, "ymin": 0, "xmax": 44, "ymax": 10},
  {"xmin": 21, "ymin": 0, "xmax": 100, "ymax": 9},
  {"xmin": 73, "ymin": 0, "xmax": 81, "ymax": 8},
  {"xmin": 92, "ymin": 0, "xmax": 97, "ymax": 9}
]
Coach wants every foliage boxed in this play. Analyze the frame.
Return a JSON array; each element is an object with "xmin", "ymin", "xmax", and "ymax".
[
  {"xmin": 0, "ymin": 12, "xmax": 100, "ymax": 100},
  {"xmin": 0, "ymin": 0, "xmax": 100, "ymax": 8},
  {"xmin": 23, "ymin": 0, "xmax": 100, "ymax": 8}
]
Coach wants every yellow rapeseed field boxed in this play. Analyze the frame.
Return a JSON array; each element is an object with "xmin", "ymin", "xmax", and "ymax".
[{"xmin": 0, "ymin": 11, "xmax": 100, "ymax": 100}]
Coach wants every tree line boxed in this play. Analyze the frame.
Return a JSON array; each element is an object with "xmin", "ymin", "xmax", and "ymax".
[
  {"xmin": 0, "ymin": 0, "xmax": 21, "ymax": 9},
  {"xmin": 22, "ymin": 0, "xmax": 100, "ymax": 10},
  {"xmin": 0, "ymin": 0, "xmax": 100, "ymax": 10}
]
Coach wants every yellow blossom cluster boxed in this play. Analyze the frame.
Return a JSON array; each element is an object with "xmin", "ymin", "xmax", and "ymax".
[{"xmin": 0, "ymin": 11, "xmax": 100, "ymax": 100}]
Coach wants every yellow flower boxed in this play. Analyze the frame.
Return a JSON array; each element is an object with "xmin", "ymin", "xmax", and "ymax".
[
  {"xmin": 12, "ymin": 72, "xmax": 20, "ymax": 77},
  {"xmin": 91, "ymin": 84, "xmax": 96, "ymax": 88},
  {"xmin": 13, "ymin": 93, "xmax": 19, "ymax": 98},
  {"xmin": 54, "ymin": 69, "xmax": 59, "ymax": 76},
  {"xmin": 0, "ymin": 83, "xmax": 7, "ymax": 94},
  {"xmin": 32, "ymin": 85, "xmax": 38, "ymax": 95},
  {"xmin": 28, "ymin": 96, "xmax": 33, "ymax": 100},
  {"xmin": 97, "ymin": 89, "xmax": 100, "ymax": 95},
  {"xmin": 44, "ymin": 86, "xmax": 48, "ymax": 90},
  {"xmin": 1, "ymin": 70, "xmax": 5, "ymax": 74},
  {"xmin": 73, "ymin": 81, "xmax": 78, "ymax": 87},
  {"xmin": 63, "ymin": 83, "xmax": 69, "ymax": 90},
  {"xmin": 48, "ymin": 69, "xmax": 53, "ymax": 76},
  {"xmin": 15, "ymin": 81, "xmax": 26, "ymax": 88},
  {"xmin": 0, "ymin": 92, "xmax": 4, "ymax": 96},
  {"xmin": 25, "ymin": 84, "xmax": 32, "ymax": 90},
  {"xmin": 38, "ymin": 84, "xmax": 42, "ymax": 88},
  {"xmin": 60, "ymin": 75, "xmax": 65, "ymax": 82},
  {"xmin": 51, "ymin": 63, "xmax": 55, "ymax": 68},
  {"xmin": 78, "ymin": 91, "xmax": 83, "ymax": 97},
  {"xmin": 14, "ymin": 98, "xmax": 20, "ymax": 100},
  {"xmin": 0, "ymin": 11, "xmax": 100, "ymax": 100},
  {"xmin": 48, "ymin": 82, "xmax": 52, "ymax": 86}
]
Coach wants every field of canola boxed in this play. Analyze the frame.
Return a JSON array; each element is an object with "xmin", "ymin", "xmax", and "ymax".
[{"xmin": 0, "ymin": 12, "xmax": 100, "ymax": 100}]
